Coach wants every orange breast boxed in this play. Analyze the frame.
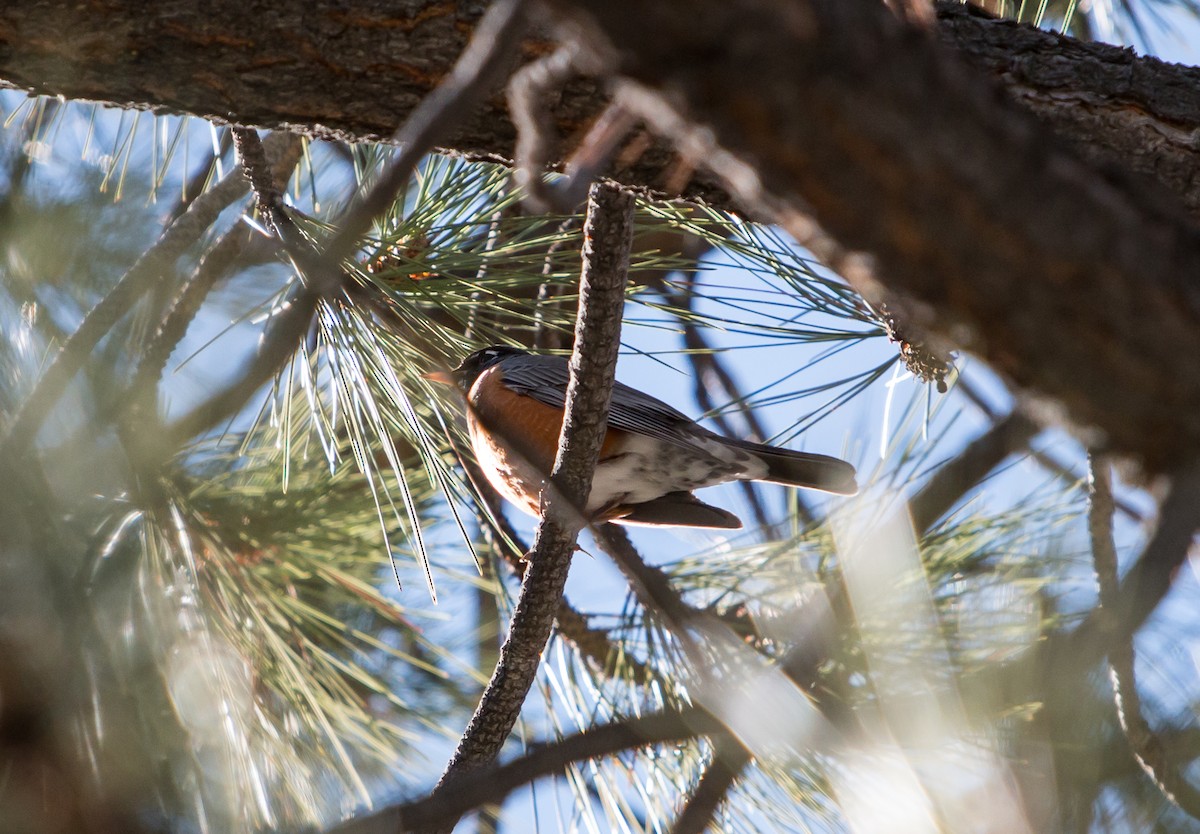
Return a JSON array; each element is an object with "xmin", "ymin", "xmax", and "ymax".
[{"xmin": 466, "ymin": 365, "xmax": 626, "ymax": 516}]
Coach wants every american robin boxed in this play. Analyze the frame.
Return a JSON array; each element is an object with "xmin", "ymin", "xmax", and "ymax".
[{"xmin": 428, "ymin": 345, "xmax": 857, "ymax": 529}]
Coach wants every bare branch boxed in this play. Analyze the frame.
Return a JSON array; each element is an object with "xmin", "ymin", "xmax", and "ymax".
[
  {"xmin": 1090, "ymin": 453, "xmax": 1200, "ymax": 817},
  {"xmin": 164, "ymin": 129, "xmax": 234, "ymax": 226},
  {"xmin": 428, "ymin": 183, "xmax": 634, "ymax": 828},
  {"xmin": 466, "ymin": 456, "xmax": 656, "ymax": 685},
  {"xmin": 509, "ymin": 46, "xmax": 579, "ymax": 211},
  {"xmin": 909, "ymin": 409, "xmax": 1039, "ymax": 533},
  {"xmin": 331, "ymin": 707, "xmax": 724, "ymax": 834},
  {"xmin": 594, "ymin": 523, "xmax": 706, "ymax": 639},
  {"xmin": 670, "ymin": 738, "xmax": 753, "ymax": 834}
]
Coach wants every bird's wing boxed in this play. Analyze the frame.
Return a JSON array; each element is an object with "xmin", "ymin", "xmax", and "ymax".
[{"xmin": 498, "ymin": 354, "xmax": 700, "ymax": 447}]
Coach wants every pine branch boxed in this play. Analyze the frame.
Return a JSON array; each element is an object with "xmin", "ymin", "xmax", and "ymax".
[
  {"xmin": 121, "ymin": 137, "xmax": 304, "ymax": 461},
  {"xmin": 0, "ymin": 131, "xmax": 294, "ymax": 461},
  {"xmin": 427, "ymin": 183, "xmax": 634, "ymax": 829},
  {"xmin": 1090, "ymin": 453, "xmax": 1200, "ymax": 818},
  {"xmin": 167, "ymin": 0, "xmax": 529, "ymax": 446}
]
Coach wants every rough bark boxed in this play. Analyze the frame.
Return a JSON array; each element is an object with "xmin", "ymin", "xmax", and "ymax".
[
  {"xmin": 0, "ymin": 0, "xmax": 724, "ymax": 202},
  {"xmin": 936, "ymin": 3, "xmax": 1200, "ymax": 215},
  {"xmin": 8, "ymin": 0, "xmax": 1200, "ymax": 466},
  {"xmin": 3, "ymin": 2, "xmax": 1200, "ymax": 213},
  {"xmin": 550, "ymin": 0, "xmax": 1200, "ymax": 471}
]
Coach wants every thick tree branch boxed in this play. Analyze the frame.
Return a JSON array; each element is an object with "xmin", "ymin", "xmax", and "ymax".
[
  {"xmin": 5, "ymin": 2, "xmax": 1200, "ymax": 214},
  {"xmin": 935, "ymin": 2, "xmax": 1200, "ymax": 217},
  {"xmin": 551, "ymin": 0, "xmax": 1200, "ymax": 472},
  {"xmin": 428, "ymin": 183, "xmax": 634, "ymax": 827}
]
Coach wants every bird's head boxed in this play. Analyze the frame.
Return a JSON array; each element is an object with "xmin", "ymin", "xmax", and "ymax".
[{"xmin": 424, "ymin": 345, "xmax": 529, "ymax": 389}]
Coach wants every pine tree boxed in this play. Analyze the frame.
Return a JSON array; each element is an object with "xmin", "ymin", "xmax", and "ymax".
[{"xmin": 2, "ymin": 1, "xmax": 1200, "ymax": 833}]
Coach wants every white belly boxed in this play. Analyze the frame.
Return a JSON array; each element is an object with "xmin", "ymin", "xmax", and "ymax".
[{"xmin": 471, "ymin": 419, "xmax": 768, "ymax": 518}]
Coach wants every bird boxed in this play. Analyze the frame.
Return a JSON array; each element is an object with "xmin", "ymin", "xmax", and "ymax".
[{"xmin": 426, "ymin": 345, "xmax": 857, "ymax": 529}]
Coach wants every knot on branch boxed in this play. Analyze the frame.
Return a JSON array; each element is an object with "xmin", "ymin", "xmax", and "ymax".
[{"xmin": 877, "ymin": 300, "xmax": 954, "ymax": 392}]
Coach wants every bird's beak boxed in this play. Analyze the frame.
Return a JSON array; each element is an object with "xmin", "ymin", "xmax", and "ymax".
[{"xmin": 422, "ymin": 370, "xmax": 456, "ymax": 386}]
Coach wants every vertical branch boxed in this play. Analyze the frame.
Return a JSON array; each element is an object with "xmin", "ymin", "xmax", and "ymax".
[
  {"xmin": 428, "ymin": 183, "xmax": 634, "ymax": 830},
  {"xmin": 972, "ymin": 459, "xmax": 1200, "ymax": 716},
  {"xmin": 1090, "ymin": 453, "xmax": 1200, "ymax": 818}
]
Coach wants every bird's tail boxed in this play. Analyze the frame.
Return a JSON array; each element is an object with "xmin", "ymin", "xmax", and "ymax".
[{"xmin": 732, "ymin": 440, "xmax": 858, "ymax": 495}]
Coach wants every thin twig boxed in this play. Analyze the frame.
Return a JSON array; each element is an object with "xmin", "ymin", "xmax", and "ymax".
[
  {"xmin": 1090, "ymin": 453, "xmax": 1200, "ymax": 817},
  {"xmin": 533, "ymin": 216, "xmax": 584, "ymax": 351},
  {"xmin": 428, "ymin": 184, "xmax": 634, "ymax": 829},
  {"xmin": 908, "ymin": 409, "xmax": 1039, "ymax": 532},
  {"xmin": 137, "ymin": 230, "xmax": 252, "ymax": 396},
  {"xmin": 163, "ymin": 130, "xmax": 331, "ymax": 446},
  {"xmin": 594, "ymin": 523, "xmax": 706, "ymax": 638}
]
